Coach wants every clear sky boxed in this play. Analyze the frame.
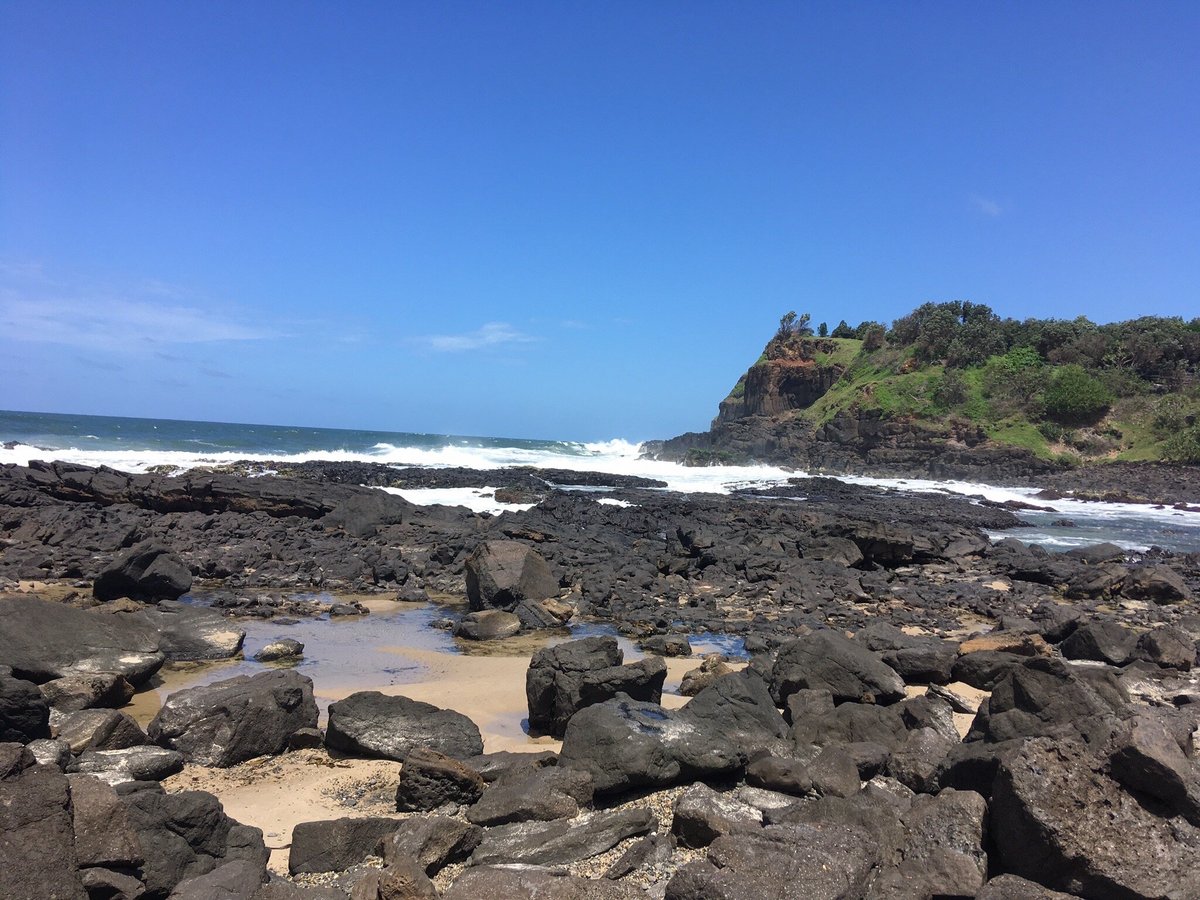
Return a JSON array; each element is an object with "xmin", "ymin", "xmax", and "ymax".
[{"xmin": 1, "ymin": 2, "xmax": 1197, "ymax": 441}]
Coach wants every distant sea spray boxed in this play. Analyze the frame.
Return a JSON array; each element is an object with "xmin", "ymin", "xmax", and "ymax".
[{"xmin": 1, "ymin": 408, "xmax": 1198, "ymax": 552}]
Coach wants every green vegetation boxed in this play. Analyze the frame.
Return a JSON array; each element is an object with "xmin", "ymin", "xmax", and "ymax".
[
  {"xmin": 730, "ymin": 302, "xmax": 1200, "ymax": 464},
  {"xmin": 1043, "ymin": 365, "xmax": 1113, "ymax": 425}
]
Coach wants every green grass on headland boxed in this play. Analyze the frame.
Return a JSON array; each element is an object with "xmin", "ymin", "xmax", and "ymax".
[{"xmin": 722, "ymin": 303, "xmax": 1200, "ymax": 464}]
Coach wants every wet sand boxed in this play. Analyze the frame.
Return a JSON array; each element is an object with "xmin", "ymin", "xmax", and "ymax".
[{"xmin": 151, "ymin": 607, "xmax": 719, "ymax": 874}]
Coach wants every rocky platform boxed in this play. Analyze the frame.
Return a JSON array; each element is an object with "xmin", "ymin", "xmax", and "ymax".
[{"xmin": 3, "ymin": 459, "xmax": 1200, "ymax": 897}]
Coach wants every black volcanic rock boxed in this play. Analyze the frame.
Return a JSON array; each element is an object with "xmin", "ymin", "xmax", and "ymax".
[
  {"xmin": 526, "ymin": 636, "xmax": 667, "ymax": 738},
  {"xmin": 325, "ymin": 692, "xmax": 483, "ymax": 762},
  {"xmin": 0, "ymin": 671, "xmax": 50, "ymax": 743},
  {"xmin": 93, "ymin": 542, "xmax": 193, "ymax": 602},
  {"xmin": 0, "ymin": 596, "xmax": 165, "ymax": 686},
  {"xmin": 992, "ymin": 736, "xmax": 1200, "ymax": 898},
  {"xmin": 465, "ymin": 540, "xmax": 558, "ymax": 611},
  {"xmin": 149, "ymin": 670, "xmax": 318, "ymax": 767},
  {"xmin": 770, "ymin": 630, "xmax": 906, "ymax": 706}
]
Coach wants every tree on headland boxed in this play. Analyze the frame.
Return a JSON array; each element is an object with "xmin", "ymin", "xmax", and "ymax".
[
  {"xmin": 818, "ymin": 322, "xmax": 828, "ymax": 337},
  {"xmin": 862, "ymin": 323, "xmax": 886, "ymax": 351},
  {"xmin": 831, "ymin": 320, "xmax": 855, "ymax": 339},
  {"xmin": 777, "ymin": 311, "xmax": 814, "ymax": 338}
]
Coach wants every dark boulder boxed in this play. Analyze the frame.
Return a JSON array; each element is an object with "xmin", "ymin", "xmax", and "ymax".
[
  {"xmin": 1060, "ymin": 619, "xmax": 1137, "ymax": 666},
  {"xmin": 93, "ymin": 542, "xmax": 192, "ymax": 602},
  {"xmin": 770, "ymin": 630, "xmax": 906, "ymax": 706},
  {"xmin": 453, "ymin": 610, "xmax": 521, "ymax": 641},
  {"xmin": 0, "ymin": 596, "xmax": 164, "ymax": 686},
  {"xmin": 1064, "ymin": 542, "xmax": 1127, "ymax": 565},
  {"xmin": 288, "ymin": 816, "xmax": 403, "ymax": 875},
  {"xmin": 867, "ymin": 788, "xmax": 988, "ymax": 898},
  {"xmin": 1107, "ymin": 712, "xmax": 1200, "ymax": 826},
  {"xmin": 350, "ymin": 860, "xmax": 439, "ymax": 900},
  {"xmin": 885, "ymin": 727, "xmax": 955, "ymax": 795},
  {"xmin": 951, "ymin": 650, "xmax": 1025, "ymax": 690},
  {"xmin": 640, "ymin": 634, "xmax": 693, "ymax": 657},
  {"xmin": 444, "ymin": 865, "xmax": 646, "ymax": 900},
  {"xmin": 560, "ymin": 672, "xmax": 786, "ymax": 796},
  {"xmin": 1124, "ymin": 564, "xmax": 1190, "ymax": 603},
  {"xmin": 966, "ymin": 656, "xmax": 1127, "ymax": 745},
  {"xmin": 68, "ymin": 773, "xmax": 143, "ymax": 870},
  {"xmin": 679, "ymin": 655, "xmax": 734, "ymax": 696},
  {"xmin": 39, "ymin": 672, "xmax": 134, "ymax": 712},
  {"xmin": 525, "ymin": 636, "xmax": 666, "ymax": 738},
  {"xmin": 855, "ymin": 623, "xmax": 956, "ymax": 685},
  {"xmin": 793, "ymin": 700, "xmax": 906, "ymax": 751},
  {"xmin": 468, "ymin": 807, "xmax": 656, "ymax": 867},
  {"xmin": 0, "ymin": 766, "xmax": 86, "ymax": 900},
  {"xmin": 120, "ymin": 785, "xmax": 269, "ymax": 900},
  {"xmin": 254, "ymin": 638, "xmax": 305, "ymax": 663},
  {"xmin": 149, "ymin": 670, "xmax": 318, "ymax": 767},
  {"xmin": 664, "ymin": 822, "xmax": 878, "ymax": 900},
  {"xmin": 70, "ymin": 746, "xmax": 185, "ymax": 785},
  {"xmin": 559, "ymin": 696, "xmax": 742, "ymax": 795},
  {"xmin": 672, "ymin": 782, "xmax": 763, "ymax": 848},
  {"xmin": 466, "ymin": 765, "xmax": 593, "ymax": 826},
  {"xmin": 28, "ymin": 738, "xmax": 71, "ymax": 770},
  {"xmin": 380, "ymin": 815, "xmax": 481, "ymax": 875},
  {"xmin": 321, "ymin": 490, "xmax": 410, "ymax": 538},
  {"xmin": 395, "ymin": 747, "xmax": 487, "ymax": 812},
  {"xmin": 1134, "ymin": 626, "xmax": 1196, "ymax": 671},
  {"xmin": 992, "ymin": 736, "xmax": 1200, "ymax": 898},
  {"xmin": 464, "ymin": 540, "xmax": 557, "ymax": 611},
  {"xmin": 0, "ymin": 671, "xmax": 50, "ymax": 743},
  {"xmin": 56, "ymin": 708, "xmax": 148, "ymax": 753},
  {"xmin": 325, "ymin": 692, "xmax": 483, "ymax": 762},
  {"xmin": 681, "ymin": 671, "xmax": 790, "ymax": 756},
  {"xmin": 976, "ymin": 874, "xmax": 1078, "ymax": 899},
  {"xmin": 135, "ymin": 600, "xmax": 245, "ymax": 661},
  {"xmin": 168, "ymin": 858, "xmax": 266, "ymax": 900}
]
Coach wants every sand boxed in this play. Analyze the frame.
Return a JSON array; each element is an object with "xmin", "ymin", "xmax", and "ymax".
[{"xmin": 158, "ymin": 638, "xmax": 715, "ymax": 874}]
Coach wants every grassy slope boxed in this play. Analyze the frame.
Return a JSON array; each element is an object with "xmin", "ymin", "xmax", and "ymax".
[{"xmin": 720, "ymin": 338, "xmax": 1200, "ymax": 464}]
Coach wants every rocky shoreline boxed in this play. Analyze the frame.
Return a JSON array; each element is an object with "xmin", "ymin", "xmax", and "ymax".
[
  {"xmin": 650, "ymin": 413, "xmax": 1200, "ymax": 507},
  {"xmin": 3, "ymin": 458, "xmax": 1200, "ymax": 898}
]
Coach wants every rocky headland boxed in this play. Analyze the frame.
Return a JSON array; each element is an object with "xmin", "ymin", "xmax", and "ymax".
[
  {"xmin": 652, "ymin": 305, "xmax": 1200, "ymax": 500},
  {"xmin": 2, "ymin": 455, "xmax": 1200, "ymax": 898}
]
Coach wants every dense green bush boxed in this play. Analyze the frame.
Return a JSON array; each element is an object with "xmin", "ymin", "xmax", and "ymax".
[
  {"xmin": 1043, "ymin": 365, "xmax": 1113, "ymax": 425},
  {"xmin": 1163, "ymin": 424, "xmax": 1200, "ymax": 463},
  {"xmin": 1153, "ymin": 395, "xmax": 1189, "ymax": 436},
  {"xmin": 932, "ymin": 369, "xmax": 969, "ymax": 408},
  {"xmin": 981, "ymin": 347, "xmax": 1045, "ymax": 417}
]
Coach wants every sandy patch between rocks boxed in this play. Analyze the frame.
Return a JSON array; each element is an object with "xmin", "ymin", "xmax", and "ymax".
[{"xmin": 160, "ymin": 644, "xmax": 713, "ymax": 875}]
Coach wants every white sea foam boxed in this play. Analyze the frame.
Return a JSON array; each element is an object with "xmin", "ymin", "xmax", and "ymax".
[
  {"xmin": 376, "ymin": 486, "xmax": 537, "ymax": 515},
  {"xmin": 3, "ymin": 438, "xmax": 1198, "ymax": 550}
]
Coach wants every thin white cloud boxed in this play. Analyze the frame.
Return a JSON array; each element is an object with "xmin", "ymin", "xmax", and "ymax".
[
  {"xmin": 421, "ymin": 322, "xmax": 536, "ymax": 352},
  {"xmin": 970, "ymin": 194, "xmax": 1003, "ymax": 217},
  {"xmin": 0, "ymin": 294, "xmax": 277, "ymax": 348}
]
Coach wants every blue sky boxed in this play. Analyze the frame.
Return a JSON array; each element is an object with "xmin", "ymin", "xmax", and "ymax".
[{"xmin": 1, "ymin": 2, "xmax": 1197, "ymax": 441}]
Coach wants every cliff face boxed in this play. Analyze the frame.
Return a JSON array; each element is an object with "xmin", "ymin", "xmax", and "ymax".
[
  {"xmin": 716, "ymin": 336, "xmax": 846, "ymax": 425},
  {"xmin": 655, "ymin": 333, "xmax": 1062, "ymax": 480}
]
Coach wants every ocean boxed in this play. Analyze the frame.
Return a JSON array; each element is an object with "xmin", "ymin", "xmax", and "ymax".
[{"xmin": 2, "ymin": 408, "xmax": 1199, "ymax": 554}]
